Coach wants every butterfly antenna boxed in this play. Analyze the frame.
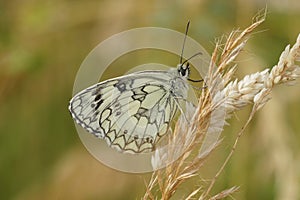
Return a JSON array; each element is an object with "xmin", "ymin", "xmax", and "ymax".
[
  {"xmin": 181, "ymin": 52, "xmax": 202, "ymax": 66},
  {"xmin": 180, "ymin": 20, "xmax": 190, "ymax": 64}
]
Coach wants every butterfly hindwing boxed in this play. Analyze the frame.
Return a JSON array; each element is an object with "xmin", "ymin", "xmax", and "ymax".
[
  {"xmin": 104, "ymin": 85, "xmax": 177, "ymax": 153},
  {"xmin": 69, "ymin": 79, "xmax": 119, "ymax": 138}
]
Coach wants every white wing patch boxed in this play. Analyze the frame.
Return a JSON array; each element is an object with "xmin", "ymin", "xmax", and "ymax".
[{"xmin": 69, "ymin": 70, "xmax": 188, "ymax": 153}]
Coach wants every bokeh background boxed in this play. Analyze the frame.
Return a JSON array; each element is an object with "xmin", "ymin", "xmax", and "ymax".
[{"xmin": 1, "ymin": 0, "xmax": 299, "ymax": 199}]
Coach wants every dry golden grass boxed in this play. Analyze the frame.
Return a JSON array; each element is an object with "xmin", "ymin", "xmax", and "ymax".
[{"xmin": 143, "ymin": 9, "xmax": 300, "ymax": 200}]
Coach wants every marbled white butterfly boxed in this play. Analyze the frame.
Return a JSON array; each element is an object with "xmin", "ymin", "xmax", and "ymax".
[{"xmin": 69, "ymin": 22, "xmax": 202, "ymax": 153}]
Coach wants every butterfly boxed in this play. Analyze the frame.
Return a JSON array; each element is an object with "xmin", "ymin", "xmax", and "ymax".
[{"xmin": 68, "ymin": 22, "xmax": 202, "ymax": 153}]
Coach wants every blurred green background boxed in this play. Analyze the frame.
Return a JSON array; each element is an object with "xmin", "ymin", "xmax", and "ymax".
[{"xmin": 0, "ymin": 0, "xmax": 299, "ymax": 199}]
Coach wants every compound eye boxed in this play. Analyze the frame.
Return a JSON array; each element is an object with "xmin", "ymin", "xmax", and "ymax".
[
  {"xmin": 177, "ymin": 63, "xmax": 190, "ymax": 77},
  {"xmin": 181, "ymin": 68, "xmax": 186, "ymax": 76}
]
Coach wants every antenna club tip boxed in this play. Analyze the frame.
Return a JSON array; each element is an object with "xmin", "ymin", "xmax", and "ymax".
[{"xmin": 187, "ymin": 20, "xmax": 190, "ymax": 26}]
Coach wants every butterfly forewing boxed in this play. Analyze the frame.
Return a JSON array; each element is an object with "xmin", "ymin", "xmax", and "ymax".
[{"xmin": 69, "ymin": 70, "xmax": 188, "ymax": 153}]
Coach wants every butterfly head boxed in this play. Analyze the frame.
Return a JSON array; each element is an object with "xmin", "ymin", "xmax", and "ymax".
[{"xmin": 177, "ymin": 63, "xmax": 190, "ymax": 78}]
